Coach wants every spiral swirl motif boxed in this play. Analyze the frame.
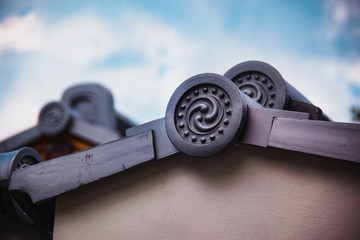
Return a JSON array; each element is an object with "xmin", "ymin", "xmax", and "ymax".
[
  {"xmin": 175, "ymin": 84, "xmax": 232, "ymax": 145},
  {"xmin": 224, "ymin": 61, "xmax": 288, "ymax": 110},
  {"xmin": 232, "ymin": 71, "xmax": 275, "ymax": 107},
  {"xmin": 187, "ymin": 96, "xmax": 223, "ymax": 135},
  {"xmin": 165, "ymin": 73, "xmax": 247, "ymax": 157}
]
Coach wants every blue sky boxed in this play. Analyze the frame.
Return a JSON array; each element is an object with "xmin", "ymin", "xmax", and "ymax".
[{"xmin": 0, "ymin": 0, "xmax": 359, "ymax": 140}]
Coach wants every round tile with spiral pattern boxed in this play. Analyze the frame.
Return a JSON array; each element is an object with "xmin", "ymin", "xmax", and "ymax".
[
  {"xmin": 224, "ymin": 61, "xmax": 288, "ymax": 109},
  {"xmin": 165, "ymin": 73, "xmax": 247, "ymax": 157},
  {"xmin": 0, "ymin": 147, "xmax": 42, "ymax": 222},
  {"xmin": 38, "ymin": 102, "xmax": 72, "ymax": 136}
]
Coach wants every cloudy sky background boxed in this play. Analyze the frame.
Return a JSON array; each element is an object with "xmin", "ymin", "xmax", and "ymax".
[{"xmin": 0, "ymin": 0, "xmax": 359, "ymax": 140}]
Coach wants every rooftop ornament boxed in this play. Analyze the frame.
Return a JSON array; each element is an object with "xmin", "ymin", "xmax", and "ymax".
[{"xmin": 0, "ymin": 61, "xmax": 359, "ymax": 239}]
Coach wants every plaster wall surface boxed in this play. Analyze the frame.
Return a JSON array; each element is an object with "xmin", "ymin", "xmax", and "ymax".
[{"xmin": 53, "ymin": 144, "xmax": 360, "ymax": 240}]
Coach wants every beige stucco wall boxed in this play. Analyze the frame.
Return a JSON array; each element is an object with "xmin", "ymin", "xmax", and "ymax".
[{"xmin": 53, "ymin": 144, "xmax": 360, "ymax": 239}]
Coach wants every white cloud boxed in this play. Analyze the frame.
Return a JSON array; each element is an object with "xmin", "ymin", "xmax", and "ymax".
[
  {"xmin": 345, "ymin": 60, "xmax": 360, "ymax": 85},
  {"xmin": 43, "ymin": 13, "xmax": 117, "ymax": 67},
  {"xmin": 334, "ymin": 3, "xmax": 348, "ymax": 24},
  {"xmin": 323, "ymin": 0, "xmax": 360, "ymax": 42},
  {"xmin": 0, "ymin": 12, "xmax": 43, "ymax": 53},
  {"xmin": 0, "ymin": 11, "xmax": 118, "ymax": 67}
]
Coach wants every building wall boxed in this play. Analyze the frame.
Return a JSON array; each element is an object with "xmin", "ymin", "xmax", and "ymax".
[{"xmin": 54, "ymin": 144, "xmax": 360, "ymax": 240}]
